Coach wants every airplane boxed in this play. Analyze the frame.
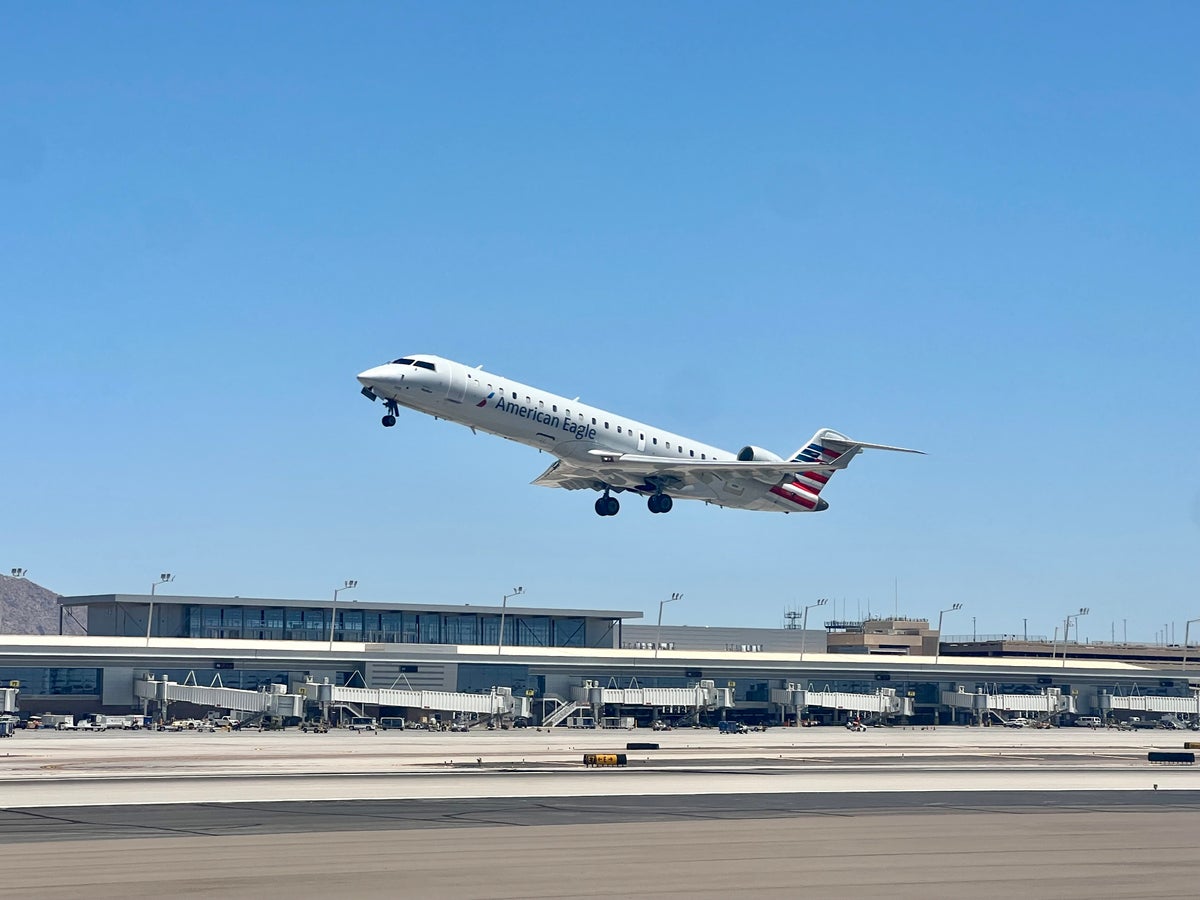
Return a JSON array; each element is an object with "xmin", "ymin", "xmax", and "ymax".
[{"xmin": 357, "ymin": 354, "xmax": 922, "ymax": 517}]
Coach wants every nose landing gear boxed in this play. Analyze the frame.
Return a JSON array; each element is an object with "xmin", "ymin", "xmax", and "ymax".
[{"xmin": 381, "ymin": 399, "xmax": 399, "ymax": 427}]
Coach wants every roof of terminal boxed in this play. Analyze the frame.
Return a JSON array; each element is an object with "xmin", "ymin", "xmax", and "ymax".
[{"xmin": 58, "ymin": 594, "xmax": 644, "ymax": 620}]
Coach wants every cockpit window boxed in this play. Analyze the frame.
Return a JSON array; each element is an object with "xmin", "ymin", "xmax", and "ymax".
[
  {"xmin": 392, "ymin": 358, "xmax": 416, "ymax": 366},
  {"xmin": 414, "ymin": 361, "xmax": 436, "ymax": 371}
]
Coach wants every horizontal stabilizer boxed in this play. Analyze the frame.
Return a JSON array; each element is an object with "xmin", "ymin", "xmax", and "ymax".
[{"xmin": 827, "ymin": 439, "xmax": 924, "ymax": 455}]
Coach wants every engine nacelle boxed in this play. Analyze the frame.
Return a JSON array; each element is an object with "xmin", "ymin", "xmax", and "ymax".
[{"xmin": 736, "ymin": 445, "xmax": 783, "ymax": 463}]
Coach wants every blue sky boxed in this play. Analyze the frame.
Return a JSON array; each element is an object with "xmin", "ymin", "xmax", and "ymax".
[{"xmin": 3, "ymin": 5, "xmax": 1198, "ymax": 642}]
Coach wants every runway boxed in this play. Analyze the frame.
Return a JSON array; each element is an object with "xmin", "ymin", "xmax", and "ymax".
[
  {"xmin": 2, "ymin": 728, "xmax": 1199, "ymax": 897},
  {"xmin": 1, "ymin": 794, "xmax": 1199, "ymax": 899}
]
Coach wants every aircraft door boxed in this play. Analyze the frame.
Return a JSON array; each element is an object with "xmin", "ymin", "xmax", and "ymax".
[
  {"xmin": 447, "ymin": 363, "xmax": 467, "ymax": 403},
  {"xmin": 638, "ymin": 431, "xmax": 646, "ymax": 452}
]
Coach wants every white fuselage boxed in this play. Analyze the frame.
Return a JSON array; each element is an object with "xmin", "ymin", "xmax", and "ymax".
[{"xmin": 356, "ymin": 354, "xmax": 790, "ymax": 510}]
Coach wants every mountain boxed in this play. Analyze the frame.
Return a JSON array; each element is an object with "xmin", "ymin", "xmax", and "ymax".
[{"xmin": 0, "ymin": 574, "xmax": 86, "ymax": 635}]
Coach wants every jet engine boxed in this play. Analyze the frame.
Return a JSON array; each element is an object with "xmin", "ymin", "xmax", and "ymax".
[{"xmin": 736, "ymin": 445, "xmax": 783, "ymax": 462}]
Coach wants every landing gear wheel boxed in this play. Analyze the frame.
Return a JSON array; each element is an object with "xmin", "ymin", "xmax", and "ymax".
[
  {"xmin": 648, "ymin": 493, "xmax": 673, "ymax": 514},
  {"xmin": 595, "ymin": 496, "xmax": 620, "ymax": 517},
  {"xmin": 381, "ymin": 414, "xmax": 397, "ymax": 427}
]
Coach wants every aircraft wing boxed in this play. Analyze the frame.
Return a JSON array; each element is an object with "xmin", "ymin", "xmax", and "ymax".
[{"xmin": 530, "ymin": 452, "xmax": 848, "ymax": 492}]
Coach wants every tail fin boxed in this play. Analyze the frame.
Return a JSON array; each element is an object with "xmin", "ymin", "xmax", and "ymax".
[{"xmin": 771, "ymin": 428, "xmax": 923, "ymax": 511}]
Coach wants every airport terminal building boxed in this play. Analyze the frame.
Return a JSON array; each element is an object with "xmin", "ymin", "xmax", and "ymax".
[{"xmin": 2, "ymin": 593, "xmax": 1198, "ymax": 728}]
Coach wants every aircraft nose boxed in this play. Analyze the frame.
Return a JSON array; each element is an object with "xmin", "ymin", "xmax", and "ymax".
[{"xmin": 357, "ymin": 365, "xmax": 392, "ymax": 387}]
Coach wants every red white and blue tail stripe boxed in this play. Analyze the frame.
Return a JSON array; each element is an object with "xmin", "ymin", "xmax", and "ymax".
[
  {"xmin": 768, "ymin": 429, "xmax": 855, "ymax": 510},
  {"xmin": 767, "ymin": 428, "xmax": 923, "ymax": 512}
]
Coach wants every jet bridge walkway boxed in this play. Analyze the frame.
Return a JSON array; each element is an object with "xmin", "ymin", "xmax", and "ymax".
[
  {"xmin": 770, "ymin": 685, "xmax": 914, "ymax": 720},
  {"xmin": 134, "ymin": 675, "xmax": 306, "ymax": 718},
  {"xmin": 570, "ymin": 680, "xmax": 735, "ymax": 711},
  {"xmin": 941, "ymin": 686, "xmax": 1075, "ymax": 723},
  {"xmin": 299, "ymin": 682, "xmax": 532, "ymax": 720},
  {"xmin": 1100, "ymin": 690, "xmax": 1200, "ymax": 718},
  {"xmin": 533, "ymin": 680, "xmax": 735, "ymax": 728}
]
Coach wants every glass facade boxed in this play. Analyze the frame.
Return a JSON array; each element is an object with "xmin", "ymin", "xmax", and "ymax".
[
  {"xmin": 0, "ymin": 667, "xmax": 100, "ymax": 695},
  {"xmin": 179, "ymin": 605, "xmax": 608, "ymax": 648}
]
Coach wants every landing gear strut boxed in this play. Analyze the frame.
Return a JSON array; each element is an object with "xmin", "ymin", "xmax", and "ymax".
[
  {"xmin": 648, "ymin": 493, "xmax": 673, "ymax": 514},
  {"xmin": 594, "ymin": 489, "xmax": 620, "ymax": 517},
  {"xmin": 381, "ymin": 399, "xmax": 399, "ymax": 428}
]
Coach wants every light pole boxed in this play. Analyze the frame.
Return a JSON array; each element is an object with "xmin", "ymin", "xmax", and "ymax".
[
  {"xmin": 655, "ymin": 592, "xmax": 682, "ymax": 659},
  {"xmin": 1182, "ymin": 617, "xmax": 1200, "ymax": 671},
  {"xmin": 497, "ymin": 586, "xmax": 524, "ymax": 655},
  {"xmin": 972, "ymin": 616, "xmax": 977, "ymax": 641},
  {"xmin": 1063, "ymin": 607, "xmax": 1089, "ymax": 667},
  {"xmin": 935, "ymin": 603, "xmax": 962, "ymax": 665},
  {"xmin": 798, "ymin": 598, "xmax": 828, "ymax": 661},
  {"xmin": 1063, "ymin": 607, "xmax": 1089, "ymax": 644},
  {"xmin": 328, "ymin": 580, "xmax": 358, "ymax": 650},
  {"xmin": 146, "ymin": 573, "xmax": 174, "ymax": 644}
]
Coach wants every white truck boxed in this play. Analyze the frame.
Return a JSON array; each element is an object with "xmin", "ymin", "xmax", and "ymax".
[{"xmin": 93, "ymin": 714, "xmax": 146, "ymax": 730}]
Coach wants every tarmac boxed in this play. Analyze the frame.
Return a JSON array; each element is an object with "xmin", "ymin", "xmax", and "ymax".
[{"xmin": 1, "ymin": 726, "xmax": 1199, "ymax": 897}]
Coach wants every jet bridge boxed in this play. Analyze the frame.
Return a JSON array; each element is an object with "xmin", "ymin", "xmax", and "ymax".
[
  {"xmin": 571, "ymin": 679, "xmax": 734, "ymax": 710},
  {"xmin": 134, "ymin": 674, "xmax": 306, "ymax": 720},
  {"xmin": 1100, "ymin": 690, "xmax": 1200, "ymax": 719},
  {"xmin": 770, "ymin": 684, "xmax": 913, "ymax": 720},
  {"xmin": 941, "ymin": 686, "xmax": 1075, "ymax": 723},
  {"xmin": 299, "ymin": 682, "xmax": 531, "ymax": 722},
  {"xmin": 539, "ymin": 680, "xmax": 734, "ymax": 728}
]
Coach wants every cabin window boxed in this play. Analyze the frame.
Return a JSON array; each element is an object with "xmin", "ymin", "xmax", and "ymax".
[
  {"xmin": 701, "ymin": 453, "xmax": 707, "ymax": 459},
  {"xmin": 690, "ymin": 449, "xmax": 695, "ymax": 457},
  {"xmin": 592, "ymin": 418, "xmax": 596, "ymax": 425},
  {"xmin": 652, "ymin": 438, "xmax": 658, "ymax": 445},
  {"xmin": 604, "ymin": 422, "xmax": 610, "ymax": 429},
  {"xmin": 665, "ymin": 442, "xmax": 671, "ymax": 449},
  {"xmin": 552, "ymin": 405, "xmax": 557, "ymax": 412},
  {"xmin": 512, "ymin": 392, "xmax": 518, "ymax": 399},
  {"xmin": 616, "ymin": 426, "xmax": 622, "ymax": 434}
]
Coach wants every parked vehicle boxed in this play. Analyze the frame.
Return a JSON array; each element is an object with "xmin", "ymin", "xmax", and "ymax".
[
  {"xmin": 1074, "ymin": 716, "xmax": 1103, "ymax": 728},
  {"xmin": 93, "ymin": 714, "xmax": 146, "ymax": 730},
  {"xmin": 1004, "ymin": 717, "xmax": 1030, "ymax": 728}
]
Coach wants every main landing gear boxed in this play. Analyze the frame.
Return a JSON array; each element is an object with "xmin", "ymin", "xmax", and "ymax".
[
  {"xmin": 594, "ymin": 491, "xmax": 620, "ymax": 517},
  {"xmin": 647, "ymin": 493, "xmax": 673, "ymax": 514},
  {"xmin": 381, "ymin": 399, "xmax": 399, "ymax": 428}
]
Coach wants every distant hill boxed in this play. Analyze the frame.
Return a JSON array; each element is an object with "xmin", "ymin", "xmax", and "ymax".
[{"xmin": 0, "ymin": 574, "xmax": 86, "ymax": 635}]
